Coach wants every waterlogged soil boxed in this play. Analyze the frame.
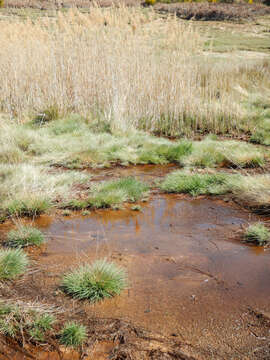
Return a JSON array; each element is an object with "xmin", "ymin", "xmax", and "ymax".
[
  {"xmin": 0, "ymin": 163, "xmax": 270, "ymax": 359},
  {"xmin": 1, "ymin": 193, "xmax": 270, "ymax": 359}
]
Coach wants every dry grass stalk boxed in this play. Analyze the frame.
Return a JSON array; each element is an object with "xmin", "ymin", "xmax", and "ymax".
[{"xmin": 0, "ymin": 6, "xmax": 269, "ymax": 135}]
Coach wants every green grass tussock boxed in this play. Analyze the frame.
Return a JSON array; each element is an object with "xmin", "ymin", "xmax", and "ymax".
[
  {"xmin": 160, "ymin": 171, "xmax": 230, "ymax": 196},
  {"xmin": 7, "ymin": 225, "xmax": 45, "ymax": 248},
  {"xmin": 250, "ymin": 119, "xmax": 270, "ymax": 146},
  {"xmin": 228, "ymin": 174, "xmax": 270, "ymax": 214},
  {"xmin": 59, "ymin": 322, "xmax": 87, "ymax": 348},
  {"xmin": 87, "ymin": 177, "xmax": 149, "ymax": 209},
  {"xmin": 0, "ymin": 163, "xmax": 90, "ymax": 218},
  {"xmin": 0, "ymin": 248, "xmax": 29, "ymax": 280},
  {"xmin": 61, "ymin": 259, "xmax": 127, "ymax": 302},
  {"xmin": 160, "ymin": 171, "xmax": 270, "ymax": 213},
  {"xmin": 63, "ymin": 177, "xmax": 148, "ymax": 210},
  {"xmin": 4, "ymin": 198, "xmax": 51, "ymax": 218},
  {"xmin": 137, "ymin": 140, "xmax": 192, "ymax": 165},
  {"xmin": 0, "ymin": 302, "xmax": 55, "ymax": 342},
  {"xmin": 183, "ymin": 138, "xmax": 267, "ymax": 168},
  {"xmin": 244, "ymin": 223, "xmax": 270, "ymax": 246}
]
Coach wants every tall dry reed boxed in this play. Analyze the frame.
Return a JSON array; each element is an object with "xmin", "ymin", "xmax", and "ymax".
[{"xmin": 0, "ymin": 6, "xmax": 268, "ymax": 135}]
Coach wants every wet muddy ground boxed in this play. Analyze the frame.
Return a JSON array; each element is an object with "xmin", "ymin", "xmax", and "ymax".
[{"xmin": 0, "ymin": 165, "xmax": 270, "ymax": 359}]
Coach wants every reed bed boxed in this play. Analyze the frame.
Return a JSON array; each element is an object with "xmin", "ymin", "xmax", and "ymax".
[{"xmin": 0, "ymin": 6, "xmax": 269, "ymax": 135}]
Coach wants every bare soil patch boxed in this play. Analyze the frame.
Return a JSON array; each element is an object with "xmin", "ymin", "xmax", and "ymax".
[{"xmin": 155, "ymin": 3, "xmax": 270, "ymax": 21}]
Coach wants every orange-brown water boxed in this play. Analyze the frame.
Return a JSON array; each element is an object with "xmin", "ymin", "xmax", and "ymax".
[{"xmin": 1, "ymin": 194, "xmax": 270, "ymax": 359}]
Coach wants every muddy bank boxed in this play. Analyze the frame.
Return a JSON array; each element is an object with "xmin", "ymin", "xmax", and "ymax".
[{"xmin": 0, "ymin": 195, "xmax": 269, "ymax": 359}]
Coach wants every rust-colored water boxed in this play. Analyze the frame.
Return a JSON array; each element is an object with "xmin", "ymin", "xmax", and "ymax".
[{"xmin": 1, "ymin": 194, "xmax": 270, "ymax": 359}]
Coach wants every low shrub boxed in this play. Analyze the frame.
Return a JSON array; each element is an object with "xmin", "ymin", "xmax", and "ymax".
[
  {"xmin": 7, "ymin": 226, "xmax": 45, "ymax": 248},
  {"xmin": 244, "ymin": 223, "xmax": 270, "ymax": 246},
  {"xmin": 0, "ymin": 249, "xmax": 29, "ymax": 280},
  {"xmin": 61, "ymin": 259, "xmax": 127, "ymax": 302}
]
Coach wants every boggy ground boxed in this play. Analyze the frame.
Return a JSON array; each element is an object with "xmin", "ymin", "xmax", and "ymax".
[
  {"xmin": 0, "ymin": 172, "xmax": 270, "ymax": 359},
  {"xmin": 0, "ymin": 4, "xmax": 270, "ymax": 359}
]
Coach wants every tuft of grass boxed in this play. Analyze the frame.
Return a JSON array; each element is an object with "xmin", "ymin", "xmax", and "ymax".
[
  {"xmin": 160, "ymin": 171, "xmax": 230, "ymax": 196},
  {"xmin": 62, "ymin": 209, "xmax": 72, "ymax": 216},
  {"xmin": 131, "ymin": 205, "xmax": 142, "ymax": 211},
  {"xmin": 250, "ymin": 119, "xmax": 270, "ymax": 146},
  {"xmin": 183, "ymin": 139, "xmax": 266, "ymax": 168},
  {"xmin": 88, "ymin": 177, "xmax": 149, "ymax": 209},
  {"xmin": 61, "ymin": 259, "xmax": 127, "ymax": 302},
  {"xmin": 59, "ymin": 322, "xmax": 87, "ymax": 348},
  {"xmin": 244, "ymin": 223, "xmax": 270, "ymax": 246},
  {"xmin": 34, "ymin": 105, "xmax": 60, "ymax": 125},
  {"xmin": 0, "ymin": 302, "xmax": 55, "ymax": 343},
  {"xmin": 29, "ymin": 314, "xmax": 55, "ymax": 341},
  {"xmin": 138, "ymin": 140, "xmax": 192, "ymax": 165},
  {"xmin": 0, "ymin": 164, "xmax": 90, "ymax": 219},
  {"xmin": 7, "ymin": 225, "xmax": 45, "ymax": 248},
  {"xmin": 4, "ymin": 197, "xmax": 52, "ymax": 217},
  {"xmin": 0, "ymin": 248, "xmax": 29, "ymax": 280}
]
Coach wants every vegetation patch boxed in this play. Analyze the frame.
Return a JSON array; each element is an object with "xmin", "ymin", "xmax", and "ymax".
[
  {"xmin": 160, "ymin": 171, "xmax": 270, "ymax": 213},
  {"xmin": 244, "ymin": 223, "xmax": 270, "ymax": 246},
  {"xmin": 182, "ymin": 138, "xmax": 267, "ymax": 168},
  {"xmin": 0, "ymin": 248, "xmax": 29, "ymax": 280},
  {"xmin": 6, "ymin": 225, "xmax": 45, "ymax": 248},
  {"xmin": 160, "ymin": 171, "xmax": 230, "ymax": 196},
  {"xmin": 88, "ymin": 177, "xmax": 149, "ymax": 209},
  {"xmin": 0, "ymin": 164, "xmax": 90, "ymax": 219},
  {"xmin": 61, "ymin": 259, "xmax": 127, "ymax": 302},
  {"xmin": 59, "ymin": 322, "xmax": 87, "ymax": 348},
  {"xmin": 0, "ymin": 8, "xmax": 269, "ymax": 138},
  {"xmin": 0, "ymin": 302, "xmax": 55, "ymax": 343}
]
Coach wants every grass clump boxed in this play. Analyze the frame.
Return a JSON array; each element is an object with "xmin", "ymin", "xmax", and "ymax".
[
  {"xmin": 62, "ymin": 209, "xmax": 72, "ymax": 216},
  {"xmin": 4, "ymin": 197, "xmax": 52, "ymax": 217},
  {"xmin": 29, "ymin": 314, "xmax": 55, "ymax": 342},
  {"xmin": 138, "ymin": 140, "xmax": 192, "ymax": 165},
  {"xmin": 61, "ymin": 259, "xmax": 127, "ymax": 302},
  {"xmin": 250, "ymin": 119, "xmax": 270, "ymax": 146},
  {"xmin": 0, "ymin": 164, "xmax": 90, "ymax": 219},
  {"xmin": 183, "ymin": 139, "xmax": 266, "ymax": 168},
  {"xmin": 0, "ymin": 249, "xmax": 29, "ymax": 280},
  {"xmin": 88, "ymin": 177, "xmax": 149, "ymax": 209},
  {"xmin": 59, "ymin": 322, "xmax": 87, "ymax": 348},
  {"xmin": 131, "ymin": 205, "xmax": 142, "ymax": 211},
  {"xmin": 0, "ymin": 302, "xmax": 55, "ymax": 343},
  {"xmin": 160, "ymin": 171, "xmax": 230, "ymax": 196},
  {"xmin": 244, "ymin": 223, "xmax": 270, "ymax": 246},
  {"xmin": 7, "ymin": 225, "xmax": 45, "ymax": 248},
  {"xmin": 33, "ymin": 105, "xmax": 60, "ymax": 125}
]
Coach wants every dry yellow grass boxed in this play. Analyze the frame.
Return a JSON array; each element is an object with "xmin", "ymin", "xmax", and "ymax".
[{"xmin": 0, "ymin": 6, "xmax": 269, "ymax": 135}]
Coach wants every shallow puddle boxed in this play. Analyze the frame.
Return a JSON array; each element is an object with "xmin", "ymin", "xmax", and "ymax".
[
  {"xmin": 1, "ymin": 195, "xmax": 270, "ymax": 359},
  {"xmin": 35, "ymin": 196, "xmax": 270, "ymax": 330}
]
